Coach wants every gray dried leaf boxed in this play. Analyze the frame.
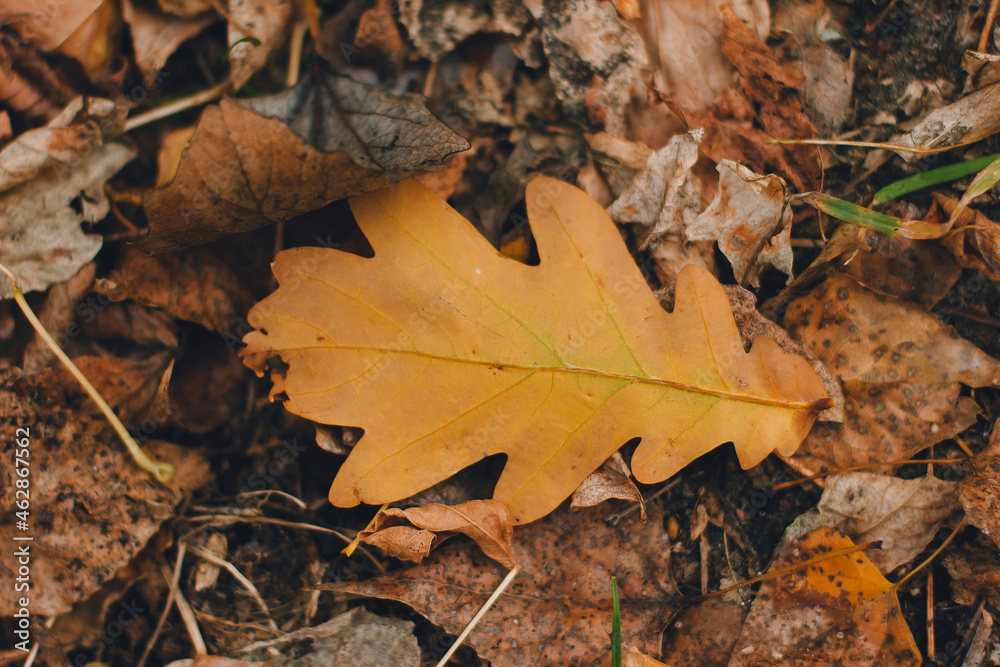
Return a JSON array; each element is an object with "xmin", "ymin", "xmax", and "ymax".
[
  {"xmin": 783, "ymin": 472, "xmax": 961, "ymax": 573},
  {"xmin": 0, "ymin": 142, "xmax": 135, "ymax": 298}
]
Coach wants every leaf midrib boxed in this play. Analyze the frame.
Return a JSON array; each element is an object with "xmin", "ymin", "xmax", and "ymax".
[{"xmin": 280, "ymin": 343, "xmax": 815, "ymax": 410}]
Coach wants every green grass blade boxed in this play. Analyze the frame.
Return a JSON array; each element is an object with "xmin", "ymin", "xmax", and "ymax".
[
  {"xmin": 802, "ymin": 192, "xmax": 947, "ymax": 239},
  {"xmin": 611, "ymin": 576, "xmax": 622, "ymax": 667},
  {"xmin": 872, "ymin": 153, "xmax": 1000, "ymax": 206}
]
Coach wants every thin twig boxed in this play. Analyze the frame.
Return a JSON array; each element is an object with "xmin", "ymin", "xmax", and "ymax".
[
  {"xmin": 894, "ymin": 520, "xmax": 965, "ymax": 589},
  {"xmin": 159, "ymin": 561, "xmax": 207, "ymax": 654},
  {"xmin": 0, "ymin": 263, "xmax": 173, "ymax": 482},
  {"xmin": 138, "ymin": 544, "xmax": 188, "ymax": 667},
  {"xmin": 979, "ymin": 0, "xmax": 999, "ymax": 53},
  {"xmin": 433, "ymin": 567, "xmax": 519, "ymax": 667},
  {"xmin": 237, "ymin": 489, "xmax": 308, "ymax": 510}
]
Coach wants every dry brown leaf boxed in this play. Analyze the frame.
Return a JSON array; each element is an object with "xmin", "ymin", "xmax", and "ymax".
[
  {"xmin": 22, "ymin": 262, "xmax": 96, "ymax": 372},
  {"xmin": 942, "ymin": 535, "xmax": 1000, "ymax": 608},
  {"xmin": 571, "ymin": 451, "xmax": 645, "ymax": 516},
  {"xmin": 783, "ymin": 272, "xmax": 1000, "ymax": 476},
  {"xmin": 396, "ymin": 0, "xmax": 529, "ymax": 61},
  {"xmin": 0, "ymin": 136, "xmax": 134, "ymax": 298},
  {"xmin": 243, "ymin": 177, "xmax": 829, "ymax": 524},
  {"xmin": 122, "ymin": 0, "xmax": 215, "ymax": 83},
  {"xmin": 139, "ymin": 70, "xmax": 469, "ymax": 254},
  {"xmin": 685, "ymin": 160, "xmax": 793, "ymax": 287},
  {"xmin": 637, "ymin": 0, "xmax": 769, "ymax": 112},
  {"xmin": 960, "ymin": 424, "xmax": 1000, "ymax": 550},
  {"xmin": 94, "ymin": 247, "xmax": 254, "ymax": 334},
  {"xmin": 326, "ymin": 503, "xmax": 678, "ymax": 666},
  {"xmin": 692, "ymin": 5, "xmax": 821, "ymax": 192},
  {"xmin": 0, "ymin": 0, "xmax": 104, "ymax": 51},
  {"xmin": 0, "ymin": 33, "xmax": 80, "ymax": 124},
  {"xmin": 730, "ymin": 527, "xmax": 920, "ymax": 666},
  {"xmin": 660, "ymin": 596, "xmax": 747, "ymax": 666},
  {"xmin": 0, "ymin": 360, "xmax": 210, "ymax": 616},
  {"xmin": 167, "ymin": 334, "xmax": 249, "ymax": 433},
  {"xmin": 358, "ymin": 499, "xmax": 515, "ymax": 569},
  {"xmin": 785, "ymin": 473, "xmax": 961, "ymax": 572}
]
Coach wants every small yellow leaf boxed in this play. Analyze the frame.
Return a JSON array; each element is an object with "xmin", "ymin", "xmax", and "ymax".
[{"xmin": 243, "ymin": 177, "xmax": 830, "ymax": 523}]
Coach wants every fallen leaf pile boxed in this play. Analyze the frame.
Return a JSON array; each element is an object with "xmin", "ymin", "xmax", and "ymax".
[{"xmin": 4, "ymin": 0, "xmax": 1000, "ymax": 664}]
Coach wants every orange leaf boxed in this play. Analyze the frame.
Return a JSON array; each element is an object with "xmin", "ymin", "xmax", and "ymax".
[
  {"xmin": 357, "ymin": 499, "xmax": 515, "ymax": 569},
  {"xmin": 730, "ymin": 527, "xmax": 920, "ymax": 666},
  {"xmin": 242, "ymin": 177, "xmax": 830, "ymax": 523}
]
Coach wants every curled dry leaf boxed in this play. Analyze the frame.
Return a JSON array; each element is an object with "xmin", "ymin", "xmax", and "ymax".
[
  {"xmin": 960, "ymin": 424, "xmax": 1000, "ymax": 550},
  {"xmin": 0, "ymin": 0, "xmax": 103, "ymax": 51},
  {"xmin": 0, "ymin": 361, "xmax": 210, "ymax": 616},
  {"xmin": 730, "ymin": 528, "xmax": 920, "ymax": 666},
  {"xmin": 242, "ymin": 177, "xmax": 829, "ymax": 524},
  {"xmin": 933, "ymin": 193, "xmax": 1000, "ymax": 280},
  {"xmin": 660, "ymin": 596, "xmax": 747, "ymax": 666},
  {"xmin": 327, "ymin": 504, "xmax": 678, "ymax": 666},
  {"xmin": 685, "ymin": 160, "xmax": 793, "ymax": 287},
  {"xmin": 784, "ymin": 472, "xmax": 961, "ymax": 573},
  {"xmin": 782, "ymin": 272, "xmax": 1000, "ymax": 476},
  {"xmin": 139, "ymin": 70, "xmax": 469, "ymax": 254},
  {"xmin": 606, "ymin": 130, "xmax": 703, "ymax": 242},
  {"xmin": 889, "ymin": 81, "xmax": 1000, "ymax": 161},
  {"xmin": 0, "ymin": 138, "xmax": 134, "ymax": 298},
  {"xmin": 236, "ymin": 607, "xmax": 420, "ymax": 666},
  {"xmin": 358, "ymin": 499, "xmax": 515, "ymax": 569},
  {"xmin": 571, "ymin": 451, "xmax": 645, "ymax": 518}
]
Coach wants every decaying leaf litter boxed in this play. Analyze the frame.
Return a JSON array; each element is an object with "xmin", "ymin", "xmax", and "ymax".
[{"xmin": 1, "ymin": 0, "xmax": 1000, "ymax": 666}]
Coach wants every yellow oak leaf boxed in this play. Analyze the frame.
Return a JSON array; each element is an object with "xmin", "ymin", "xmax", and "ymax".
[{"xmin": 242, "ymin": 177, "xmax": 831, "ymax": 523}]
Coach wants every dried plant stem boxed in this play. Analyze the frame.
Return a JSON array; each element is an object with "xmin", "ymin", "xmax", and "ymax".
[
  {"xmin": 124, "ymin": 81, "xmax": 228, "ymax": 132},
  {"xmin": 189, "ymin": 546, "xmax": 280, "ymax": 632},
  {"xmin": 772, "ymin": 458, "xmax": 968, "ymax": 491},
  {"xmin": 0, "ymin": 263, "xmax": 174, "ymax": 482},
  {"xmin": 768, "ymin": 137, "xmax": 950, "ymax": 154},
  {"xmin": 980, "ymin": 0, "xmax": 999, "ymax": 52},
  {"xmin": 699, "ymin": 541, "xmax": 879, "ymax": 599},
  {"xmin": 894, "ymin": 520, "xmax": 965, "ymax": 589},
  {"xmin": 138, "ymin": 544, "xmax": 188, "ymax": 667},
  {"xmin": 434, "ymin": 567, "xmax": 519, "ymax": 667}
]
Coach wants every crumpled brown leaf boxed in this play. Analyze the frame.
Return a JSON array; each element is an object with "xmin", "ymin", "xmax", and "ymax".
[
  {"xmin": 326, "ymin": 503, "xmax": 678, "ymax": 666},
  {"xmin": 0, "ymin": 359, "xmax": 210, "ymax": 616},
  {"xmin": 0, "ymin": 106, "xmax": 134, "ymax": 297},
  {"xmin": 784, "ymin": 472, "xmax": 961, "ymax": 572},
  {"xmin": 729, "ymin": 527, "xmax": 920, "ymax": 666},
  {"xmin": 960, "ymin": 423, "xmax": 1000, "ymax": 550},
  {"xmin": 0, "ymin": 0, "xmax": 103, "ymax": 51},
  {"xmin": 94, "ymin": 247, "xmax": 254, "ymax": 334},
  {"xmin": 357, "ymin": 500, "xmax": 515, "ymax": 569},
  {"xmin": 139, "ymin": 70, "xmax": 469, "ymax": 254},
  {"xmin": 523, "ymin": 0, "xmax": 646, "ymax": 134},
  {"xmin": 570, "ymin": 451, "xmax": 645, "ymax": 517},
  {"xmin": 934, "ymin": 193, "xmax": 1000, "ymax": 280},
  {"xmin": 685, "ymin": 160, "xmax": 793, "ymax": 287},
  {"xmin": 623, "ymin": 645, "xmax": 669, "ymax": 667},
  {"xmin": 783, "ymin": 272, "xmax": 1000, "ymax": 476}
]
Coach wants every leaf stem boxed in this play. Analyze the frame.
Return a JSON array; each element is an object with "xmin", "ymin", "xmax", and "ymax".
[
  {"xmin": 0, "ymin": 264, "xmax": 173, "ymax": 482},
  {"xmin": 893, "ymin": 519, "xmax": 965, "ymax": 589},
  {"xmin": 434, "ymin": 567, "xmax": 519, "ymax": 667}
]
